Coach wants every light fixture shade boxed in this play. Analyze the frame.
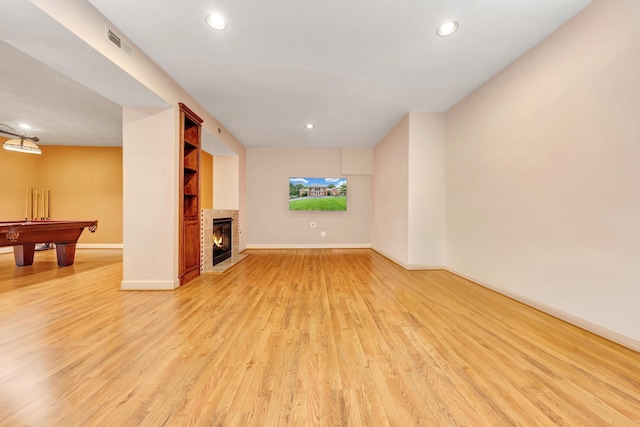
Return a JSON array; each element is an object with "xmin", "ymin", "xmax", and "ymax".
[{"xmin": 3, "ymin": 138, "xmax": 42, "ymax": 154}]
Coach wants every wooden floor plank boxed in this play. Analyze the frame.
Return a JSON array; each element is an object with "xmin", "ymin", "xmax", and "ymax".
[{"xmin": 1, "ymin": 248, "xmax": 639, "ymax": 426}]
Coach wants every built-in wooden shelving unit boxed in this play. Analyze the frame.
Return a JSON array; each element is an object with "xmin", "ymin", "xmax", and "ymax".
[{"xmin": 178, "ymin": 103, "xmax": 203, "ymax": 286}]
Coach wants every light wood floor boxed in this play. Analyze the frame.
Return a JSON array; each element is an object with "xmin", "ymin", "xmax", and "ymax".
[{"xmin": 0, "ymin": 248, "xmax": 638, "ymax": 426}]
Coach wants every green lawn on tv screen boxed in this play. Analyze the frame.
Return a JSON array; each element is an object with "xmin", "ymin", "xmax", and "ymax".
[{"xmin": 289, "ymin": 196, "xmax": 347, "ymax": 211}]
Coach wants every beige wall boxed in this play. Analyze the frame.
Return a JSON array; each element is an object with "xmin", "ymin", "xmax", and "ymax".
[
  {"xmin": 445, "ymin": 0, "xmax": 640, "ymax": 346},
  {"xmin": 246, "ymin": 148, "xmax": 371, "ymax": 247},
  {"xmin": 40, "ymin": 146, "xmax": 122, "ymax": 244},
  {"xmin": 342, "ymin": 148, "xmax": 374, "ymax": 175},
  {"xmin": 0, "ymin": 137, "xmax": 40, "ymax": 220},
  {"xmin": 0, "ymin": 142, "xmax": 122, "ymax": 245}
]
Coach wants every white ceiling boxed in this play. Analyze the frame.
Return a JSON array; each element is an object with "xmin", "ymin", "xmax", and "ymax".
[
  {"xmin": 0, "ymin": 39, "xmax": 122, "ymax": 147},
  {"xmin": 0, "ymin": 0, "xmax": 168, "ymax": 147},
  {"xmin": 1, "ymin": 0, "xmax": 592, "ymax": 149}
]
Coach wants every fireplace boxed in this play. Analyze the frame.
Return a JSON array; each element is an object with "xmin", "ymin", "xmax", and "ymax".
[{"xmin": 212, "ymin": 217, "xmax": 233, "ymax": 266}]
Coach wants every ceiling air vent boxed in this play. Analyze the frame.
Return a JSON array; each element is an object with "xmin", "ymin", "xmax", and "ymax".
[{"xmin": 105, "ymin": 25, "xmax": 134, "ymax": 60}]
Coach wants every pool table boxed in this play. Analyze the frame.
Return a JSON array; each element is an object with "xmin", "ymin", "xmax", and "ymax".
[{"xmin": 0, "ymin": 220, "xmax": 98, "ymax": 267}]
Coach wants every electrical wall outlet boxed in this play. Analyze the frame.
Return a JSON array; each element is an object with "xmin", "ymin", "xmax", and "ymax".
[
  {"xmin": 310, "ymin": 222, "xmax": 316, "ymax": 228},
  {"xmin": 321, "ymin": 231, "xmax": 326, "ymax": 237}
]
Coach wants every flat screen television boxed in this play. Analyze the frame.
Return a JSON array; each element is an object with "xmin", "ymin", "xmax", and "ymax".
[{"xmin": 289, "ymin": 177, "xmax": 347, "ymax": 211}]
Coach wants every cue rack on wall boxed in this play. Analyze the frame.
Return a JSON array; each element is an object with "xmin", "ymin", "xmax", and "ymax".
[{"xmin": 25, "ymin": 187, "xmax": 52, "ymax": 221}]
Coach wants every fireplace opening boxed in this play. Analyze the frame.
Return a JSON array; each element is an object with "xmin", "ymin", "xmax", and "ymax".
[{"xmin": 213, "ymin": 217, "xmax": 233, "ymax": 266}]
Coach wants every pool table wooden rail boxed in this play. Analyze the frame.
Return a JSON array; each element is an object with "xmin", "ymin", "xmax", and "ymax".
[{"xmin": 0, "ymin": 220, "xmax": 98, "ymax": 267}]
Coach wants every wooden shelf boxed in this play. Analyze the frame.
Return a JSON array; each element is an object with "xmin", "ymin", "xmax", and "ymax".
[
  {"xmin": 184, "ymin": 146, "xmax": 197, "ymax": 160},
  {"xmin": 184, "ymin": 126, "xmax": 199, "ymax": 147},
  {"xmin": 178, "ymin": 103, "xmax": 203, "ymax": 286}
]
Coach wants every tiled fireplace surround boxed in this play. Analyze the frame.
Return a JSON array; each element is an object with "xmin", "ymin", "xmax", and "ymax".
[{"xmin": 201, "ymin": 209, "xmax": 242, "ymax": 273}]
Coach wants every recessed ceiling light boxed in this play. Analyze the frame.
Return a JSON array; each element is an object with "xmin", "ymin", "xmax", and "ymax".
[
  {"xmin": 19, "ymin": 123, "xmax": 32, "ymax": 129},
  {"xmin": 437, "ymin": 21, "xmax": 458, "ymax": 36},
  {"xmin": 206, "ymin": 13, "xmax": 226, "ymax": 30},
  {"xmin": 305, "ymin": 123, "xmax": 314, "ymax": 129}
]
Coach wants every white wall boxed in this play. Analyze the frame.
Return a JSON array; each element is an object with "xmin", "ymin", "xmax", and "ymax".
[
  {"xmin": 121, "ymin": 107, "xmax": 178, "ymax": 290},
  {"xmin": 372, "ymin": 113, "xmax": 446, "ymax": 269},
  {"xmin": 246, "ymin": 148, "xmax": 371, "ymax": 247},
  {"xmin": 445, "ymin": 0, "xmax": 640, "ymax": 347},
  {"xmin": 213, "ymin": 155, "xmax": 239, "ymax": 210},
  {"xmin": 372, "ymin": 116, "xmax": 409, "ymax": 264},
  {"xmin": 408, "ymin": 112, "xmax": 446, "ymax": 268}
]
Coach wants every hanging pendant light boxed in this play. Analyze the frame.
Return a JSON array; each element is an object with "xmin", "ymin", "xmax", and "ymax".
[
  {"xmin": 1, "ymin": 123, "xmax": 41, "ymax": 155},
  {"xmin": 3, "ymin": 137, "xmax": 42, "ymax": 154}
]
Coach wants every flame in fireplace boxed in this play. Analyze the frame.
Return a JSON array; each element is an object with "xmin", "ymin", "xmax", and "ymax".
[{"xmin": 213, "ymin": 234, "xmax": 223, "ymax": 247}]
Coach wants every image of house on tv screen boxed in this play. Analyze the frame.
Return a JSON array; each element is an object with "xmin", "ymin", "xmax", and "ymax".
[{"xmin": 289, "ymin": 177, "xmax": 347, "ymax": 211}]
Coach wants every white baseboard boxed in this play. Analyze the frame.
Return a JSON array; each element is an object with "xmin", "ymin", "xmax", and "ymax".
[
  {"xmin": 77, "ymin": 244, "xmax": 123, "ymax": 249},
  {"xmin": 120, "ymin": 279, "xmax": 179, "ymax": 291},
  {"xmin": 405, "ymin": 264, "xmax": 445, "ymax": 270},
  {"xmin": 0, "ymin": 247, "xmax": 12, "ymax": 255},
  {"xmin": 372, "ymin": 247, "xmax": 444, "ymax": 271},
  {"xmin": 445, "ymin": 267, "xmax": 640, "ymax": 353},
  {"xmin": 246, "ymin": 243, "xmax": 372, "ymax": 249}
]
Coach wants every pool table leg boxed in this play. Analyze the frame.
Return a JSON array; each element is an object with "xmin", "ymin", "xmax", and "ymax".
[
  {"xmin": 14, "ymin": 243, "xmax": 36, "ymax": 266},
  {"xmin": 55, "ymin": 243, "xmax": 77, "ymax": 267}
]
